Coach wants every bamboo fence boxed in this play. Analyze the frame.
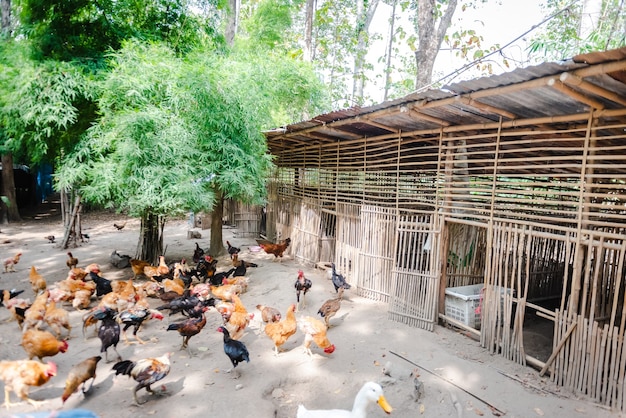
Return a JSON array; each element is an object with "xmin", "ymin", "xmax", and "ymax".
[{"xmin": 261, "ymin": 114, "xmax": 626, "ymax": 409}]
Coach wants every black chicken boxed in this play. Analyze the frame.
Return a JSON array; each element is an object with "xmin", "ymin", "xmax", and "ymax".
[
  {"xmin": 217, "ymin": 326, "xmax": 249, "ymax": 379},
  {"xmin": 89, "ymin": 270, "xmax": 112, "ymax": 297},
  {"xmin": 226, "ymin": 241, "xmax": 240, "ymax": 259},
  {"xmin": 295, "ymin": 270, "xmax": 313, "ymax": 310},
  {"xmin": 112, "ymin": 352, "xmax": 171, "ymax": 405},
  {"xmin": 192, "ymin": 242, "xmax": 205, "ymax": 263},
  {"xmin": 157, "ymin": 293, "xmax": 215, "ymax": 317},
  {"xmin": 166, "ymin": 309, "xmax": 208, "ymax": 355},
  {"xmin": 0, "ymin": 288, "xmax": 25, "ymax": 305},
  {"xmin": 208, "ymin": 268, "xmax": 235, "ymax": 286},
  {"xmin": 330, "ymin": 262, "xmax": 351, "ymax": 293},
  {"xmin": 194, "ymin": 256, "xmax": 218, "ymax": 283},
  {"xmin": 232, "ymin": 261, "xmax": 247, "ymax": 278},
  {"xmin": 95, "ymin": 307, "xmax": 121, "ymax": 362},
  {"xmin": 118, "ymin": 307, "xmax": 164, "ymax": 344}
]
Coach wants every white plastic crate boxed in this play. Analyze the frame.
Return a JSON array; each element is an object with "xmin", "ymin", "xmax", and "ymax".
[{"xmin": 445, "ymin": 284, "xmax": 484, "ymax": 329}]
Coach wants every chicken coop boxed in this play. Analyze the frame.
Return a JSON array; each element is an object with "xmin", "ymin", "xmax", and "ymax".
[{"xmin": 261, "ymin": 47, "xmax": 626, "ymax": 410}]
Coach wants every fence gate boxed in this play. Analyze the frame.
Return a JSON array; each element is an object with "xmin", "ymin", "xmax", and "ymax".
[
  {"xmin": 388, "ymin": 213, "xmax": 440, "ymax": 331},
  {"xmin": 290, "ymin": 199, "xmax": 321, "ymax": 265},
  {"xmin": 356, "ymin": 205, "xmax": 396, "ymax": 302}
]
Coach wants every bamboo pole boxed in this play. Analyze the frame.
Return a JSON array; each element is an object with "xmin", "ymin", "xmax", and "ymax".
[{"xmin": 540, "ymin": 320, "xmax": 578, "ymax": 376}]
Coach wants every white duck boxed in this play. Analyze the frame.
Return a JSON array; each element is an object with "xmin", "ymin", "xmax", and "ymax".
[{"xmin": 296, "ymin": 381, "xmax": 393, "ymax": 418}]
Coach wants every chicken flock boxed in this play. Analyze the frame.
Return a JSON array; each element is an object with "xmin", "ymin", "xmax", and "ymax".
[{"xmin": 0, "ymin": 235, "xmax": 365, "ymax": 414}]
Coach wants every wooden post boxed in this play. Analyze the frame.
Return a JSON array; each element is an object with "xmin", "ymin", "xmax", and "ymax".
[{"xmin": 61, "ymin": 195, "xmax": 81, "ymax": 249}]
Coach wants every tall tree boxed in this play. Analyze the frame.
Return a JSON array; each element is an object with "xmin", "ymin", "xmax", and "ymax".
[
  {"xmin": 56, "ymin": 42, "xmax": 217, "ymax": 261},
  {"xmin": 309, "ymin": 0, "xmax": 359, "ymax": 107},
  {"xmin": 0, "ymin": 0, "xmax": 9, "ymax": 35},
  {"xmin": 352, "ymin": 0, "xmax": 380, "ymax": 103},
  {"xmin": 412, "ymin": 0, "xmax": 458, "ymax": 90},
  {"xmin": 225, "ymin": 0, "xmax": 241, "ymax": 46},
  {"xmin": 303, "ymin": 0, "xmax": 315, "ymax": 61},
  {"xmin": 0, "ymin": 0, "xmax": 21, "ymax": 222},
  {"xmin": 56, "ymin": 41, "xmax": 325, "ymax": 260}
]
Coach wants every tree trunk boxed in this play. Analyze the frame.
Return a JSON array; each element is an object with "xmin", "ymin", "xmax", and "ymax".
[
  {"xmin": 383, "ymin": 0, "xmax": 398, "ymax": 101},
  {"xmin": 210, "ymin": 189, "xmax": 226, "ymax": 257},
  {"xmin": 137, "ymin": 211, "xmax": 165, "ymax": 264},
  {"xmin": 1, "ymin": 0, "xmax": 10, "ymax": 36},
  {"xmin": 303, "ymin": 0, "xmax": 315, "ymax": 61},
  {"xmin": 413, "ymin": 0, "xmax": 457, "ymax": 90},
  {"xmin": 352, "ymin": 0, "xmax": 380, "ymax": 104},
  {"xmin": 225, "ymin": 0, "xmax": 240, "ymax": 47},
  {"xmin": 1, "ymin": 153, "xmax": 21, "ymax": 222}
]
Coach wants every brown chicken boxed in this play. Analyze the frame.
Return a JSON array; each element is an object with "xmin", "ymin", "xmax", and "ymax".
[
  {"xmin": 22, "ymin": 289, "xmax": 49, "ymax": 331},
  {"xmin": 162, "ymin": 278, "xmax": 185, "ymax": 295},
  {"xmin": 257, "ymin": 304, "xmax": 282, "ymax": 324},
  {"xmin": 215, "ymin": 300, "xmax": 235, "ymax": 322},
  {"xmin": 258, "ymin": 237, "xmax": 291, "ymax": 261},
  {"xmin": 222, "ymin": 276, "xmax": 249, "ymax": 292},
  {"xmin": 44, "ymin": 300, "xmax": 72, "ymax": 338},
  {"xmin": 72, "ymin": 289, "xmax": 93, "ymax": 310},
  {"xmin": 113, "ymin": 221, "xmax": 127, "ymax": 230},
  {"xmin": 82, "ymin": 308, "xmax": 100, "ymax": 340},
  {"xmin": 130, "ymin": 259, "xmax": 151, "ymax": 279},
  {"xmin": 67, "ymin": 267, "xmax": 88, "ymax": 281},
  {"xmin": 210, "ymin": 284, "xmax": 242, "ymax": 301},
  {"xmin": 66, "ymin": 252, "xmax": 79, "ymax": 269},
  {"xmin": 49, "ymin": 274, "xmax": 95, "ymax": 304},
  {"xmin": 61, "ymin": 355, "xmax": 102, "ymax": 404},
  {"xmin": 28, "ymin": 266, "xmax": 47, "ymax": 295},
  {"xmin": 21, "ymin": 328, "xmax": 69, "ymax": 361},
  {"xmin": 166, "ymin": 310, "xmax": 207, "ymax": 355},
  {"xmin": 143, "ymin": 255, "xmax": 170, "ymax": 280},
  {"xmin": 224, "ymin": 294, "xmax": 254, "ymax": 340},
  {"xmin": 298, "ymin": 316, "xmax": 336, "ymax": 357},
  {"xmin": 3, "ymin": 251, "xmax": 22, "ymax": 273},
  {"xmin": 0, "ymin": 359, "xmax": 57, "ymax": 408},
  {"xmin": 317, "ymin": 287, "xmax": 345, "ymax": 328},
  {"xmin": 264, "ymin": 304, "xmax": 297, "ymax": 356}
]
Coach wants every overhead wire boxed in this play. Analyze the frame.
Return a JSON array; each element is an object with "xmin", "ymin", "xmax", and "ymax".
[{"xmin": 415, "ymin": 0, "xmax": 581, "ymax": 93}]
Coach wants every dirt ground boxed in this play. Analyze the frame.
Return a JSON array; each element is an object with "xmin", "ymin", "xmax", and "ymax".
[{"xmin": 0, "ymin": 202, "xmax": 622, "ymax": 418}]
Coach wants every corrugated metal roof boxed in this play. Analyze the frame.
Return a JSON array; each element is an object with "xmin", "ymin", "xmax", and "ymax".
[{"xmin": 265, "ymin": 47, "xmax": 626, "ymax": 155}]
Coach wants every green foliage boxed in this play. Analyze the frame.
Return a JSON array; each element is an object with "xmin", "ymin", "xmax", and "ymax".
[
  {"xmin": 215, "ymin": 48, "xmax": 329, "ymax": 127},
  {"xmin": 310, "ymin": 0, "xmax": 359, "ymax": 107},
  {"xmin": 0, "ymin": 41, "xmax": 92, "ymax": 164},
  {"xmin": 17, "ymin": 0, "xmax": 223, "ymax": 62},
  {"xmin": 242, "ymin": 0, "xmax": 298, "ymax": 49},
  {"xmin": 57, "ymin": 42, "xmax": 216, "ymax": 218},
  {"xmin": 55, "ymin": 40, "xmax": 317, "ymax": 218},
  {"xmin": 529, "ymin": 0, "xmax": 626, "ymax": 60}
]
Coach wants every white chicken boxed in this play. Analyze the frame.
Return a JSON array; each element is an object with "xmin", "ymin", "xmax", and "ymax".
[{"xmin": 296, "ymin": 381, "xmax": 392, "ymax": 418}]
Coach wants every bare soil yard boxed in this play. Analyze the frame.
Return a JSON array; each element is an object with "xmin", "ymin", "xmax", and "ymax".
[{"xmin": 0, "ymin": 202, "xmax": 619, "ymax": 418}]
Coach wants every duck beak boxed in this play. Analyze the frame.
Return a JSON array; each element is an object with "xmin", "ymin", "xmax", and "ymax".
[{"xmin": 377, "ymin": 395, "xmax": 393, "ymax": 414}]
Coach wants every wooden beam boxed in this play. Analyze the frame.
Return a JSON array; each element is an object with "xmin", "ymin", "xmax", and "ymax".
[
  {"xmin": 560, "ymin": 72, "xmax": 626, "ymax": 106},
  {"xmin": 407, "ymin": 108, "xmax": 451, "ymax": 126},
  {"xmin": 547, "ymin": 78, "xmax": 606, "ymax": 110},
  {"xmin": 454, "ymin": 96, "xmax": 517, "ymax": 119},
  {"xmin": 357, "ymin": 117, "xmax": 399, "ymax": 133}
]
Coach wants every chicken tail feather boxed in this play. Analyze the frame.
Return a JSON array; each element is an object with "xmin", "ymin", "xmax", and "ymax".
[{"xmin": 112, "ymin": 360, "xmax": 134, "ymax": 376}]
